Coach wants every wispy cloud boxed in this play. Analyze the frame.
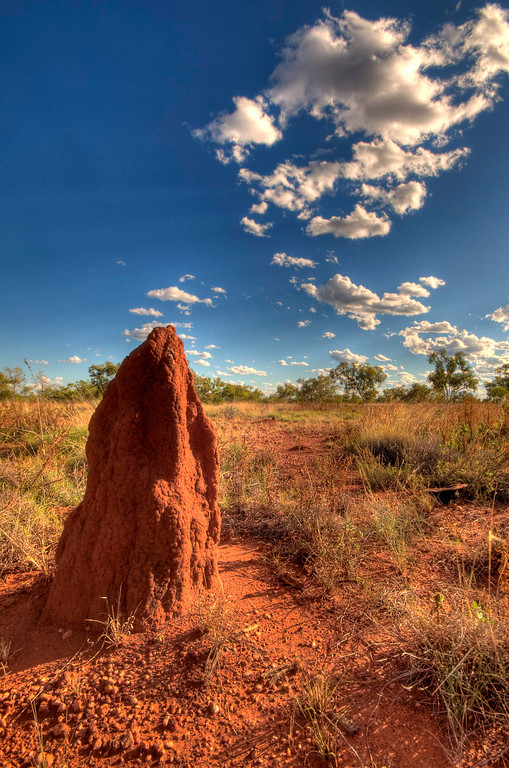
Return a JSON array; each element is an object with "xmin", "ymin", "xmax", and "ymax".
[
  {"xmin": 229, "ymin": 364, "xmax": 267, "ymax": 376},
  {"xmin": 240, "ymin": 216, "xmax": 273, "ymax": 237},
  {"xmin": 271, "ymin": 252, "xmax": 317, "ymax": 268},
  {"xmin": 487, "ymin": 303, "xmax": 509, "ymax": 331},
  {"xmin": 129, "ymin": 307, "xmax": 164, "ymax": 317},
  {"xmin": 147, "ymin": 286, "xmax": 213, "ymax": 306},
  {"xmin": 59, "ymin": 356, "xmax": 86, "ymax": 364},
  {"xmin": 186, "ymin": 350, "xmax": 213, "ymax": 359}
]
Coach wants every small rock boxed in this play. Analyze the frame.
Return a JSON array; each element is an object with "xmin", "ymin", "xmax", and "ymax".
[
  {"xmin": 208, "ymin": 701, "xmax": 220, "ymax": 716},
  {"xmin": 152, "ymin": 740, "xmax": 165, "ymax": 757},
  {"xmin": 51, "ymin": 723, "xmax": 69, "ymax": 739},
  {"xmin": 36, "ymin": 754, "xmax": 54, "ymax": 767},
  {"xmin": 162, "ymin": 715, "xmax": 175, "ymax": 730},
  {"xmin": 121, "ymin": 731, "xmax": 135, "ymax": 751}
]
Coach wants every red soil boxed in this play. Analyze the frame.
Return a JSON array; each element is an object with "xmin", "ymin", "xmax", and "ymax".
[
  {"xmin": 0, "ymin": 539, "xmax": 451, "ymax": 768},
  {"xmin": 1, "ymin": 418, "xmax": 507, "ymax": 767}
]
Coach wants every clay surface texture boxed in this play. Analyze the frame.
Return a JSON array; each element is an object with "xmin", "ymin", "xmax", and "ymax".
[{"xmin": 46, "ymin": 326, "xmax": 220, "ymax": 627}]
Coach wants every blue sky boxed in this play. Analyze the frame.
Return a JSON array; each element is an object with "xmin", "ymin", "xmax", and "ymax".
[{"xmin": 1, "ymin": 0, "xmax": 509, "ymax": 394}]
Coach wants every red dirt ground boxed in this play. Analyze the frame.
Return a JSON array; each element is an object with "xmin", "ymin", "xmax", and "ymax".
[{"xmin": 0, "ymin": 418, "xmax": 507, "ymax": 768}]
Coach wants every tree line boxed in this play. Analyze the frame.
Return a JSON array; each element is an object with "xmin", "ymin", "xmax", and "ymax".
[{"xmin": 1, "ymin": 352, "xmax": 509, "ymax": 404}]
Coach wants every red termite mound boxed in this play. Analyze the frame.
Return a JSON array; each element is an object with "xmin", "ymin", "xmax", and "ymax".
[{"xmin": 45, "ymin": 326, "xmax": 221, "ymax": 627}]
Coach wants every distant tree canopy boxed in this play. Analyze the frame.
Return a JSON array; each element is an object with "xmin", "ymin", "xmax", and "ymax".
[
  {"xmin": 88, "ymin": 362, "xmax": 120, "ymax": 394},
  {"xmin": 0, "ymin": 371, "xmax": 11, "ymax": 400},
  {"xmin": 272, "ymin": 364, "xmax": 387, "ymax": 404},
  {"xmin": 7, "ymin": 350, "xmax": 509, "ymax": 405},
  {"xmin": 330, "ymin": 361, "xmax": 387, "ymax": 402},
  {"xmin": 40, "ymin": 362, "xmax": 120, "ymax": 401},
  {"xmin": 427, "ymin": 349, "xmax": 478, "ymax": 402},
  {"xmin": 0, "ymin": 366, "xmax": 26, "ymax": 398},
  {"xmin": 377, "ymin": 382, "xmax": 433, "ymax": 403},
  {"xmin": 485, "ymin": 363, "xmax": 509, "ymax": 402},
  {"xmin": 192, "ymin": 373, "xmax": 264, "ymax": 403}
]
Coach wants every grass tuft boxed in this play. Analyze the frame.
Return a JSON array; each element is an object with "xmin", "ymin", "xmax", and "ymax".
[{"xmin": 402, "ymin": 591, "xmax": 509, "ymax": 752}]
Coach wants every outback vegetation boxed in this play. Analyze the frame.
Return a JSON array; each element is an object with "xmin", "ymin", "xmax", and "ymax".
[
  {"xmin": 2, "ymin": 349, "xmax": 507, "ymax": 406},
  {"xmin": 0, "ymin": 354, "xmax": 508, "ymax": 767}
]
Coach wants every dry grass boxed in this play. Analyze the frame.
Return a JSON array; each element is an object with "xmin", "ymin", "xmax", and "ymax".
[
  {"xmin": 342, "ymin": 401, "xmax": 509, "ymax": 501},
  {"xmin": 401, "ymin": 589, "xmax": 509, "ymax": 754},
  {"xmin": 0, "ymin": 400, "xmax": 94, "ymax": 576},
  {"xmin": 193, "ymin": 592, "xmax": 244, "ymax": 684},
  {"xmin": 295, "ymin": 672, "xmax": 360, "ymax": 766}
]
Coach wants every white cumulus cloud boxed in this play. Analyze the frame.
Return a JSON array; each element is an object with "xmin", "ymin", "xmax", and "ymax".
[
  {"xmin": 267, "ymin": 8, "xmax": 506, "ymax": 143},
  {"xmin": 329, "ymin": 348, "xmax": 368, "ymax": 363},
  {"xmin": 147, "ymin": 286, "xmax": 213, "ymax": 306},
  {"xmin": 129, "ymin": 307, "xmax": 164, "ymax": 317},
  {"xmin": 229, "ymin": 364, "xmax": 267, "ymax": 376},
  {"xmin": 487, "ymin": 303, "xmax": 509, "ymax": 331},
  {"xmin": 240, "ymin": 216, "xmax": 273, "ymax": 237},
  {"xmin": 194, "ymin": 96, "xmax": 281, "ymax": 163},
  {"xmin": 322, "ymin": 331, "xmax": 336, "ymax": 339},
  {"xmin": 59, "ymin": 356, "xmax": 86, "ymax": 364},
  {"xmin": 271, "ymin": 252, "xmax": 317, "ymax": 268},
  {"xmin": 419, "ymin": 275, "xmax": 446, "ymax": 289},
  {"xmin": 302, "ymin": 273, "xmax": 436, "ymax": 329},
  {"xmin": 360, "ymin": 181, "xmax": 427, "ymax": 215},
  {"xmin": 306, "ymin": 205, "xmax": 391, "ymax": 239},
  {"xmin": 187, "ymin": 350, "xmax": 213, "ymax": 359},
  {"xmin": 196, "ymin": 6, "xmax": 509, "ymax": 237},
  {"xmin": 342, "ymin": 139, "xmax": 469, "ymax": 182},
  {"xmin": 399, "ymin": 320, "xmax": 509, "ymax": 369}
]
